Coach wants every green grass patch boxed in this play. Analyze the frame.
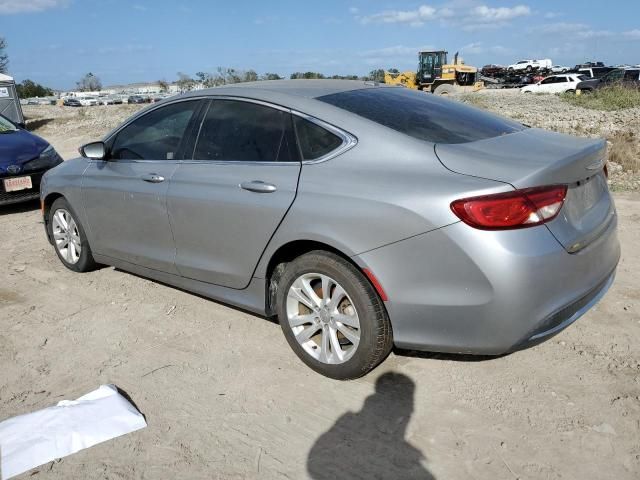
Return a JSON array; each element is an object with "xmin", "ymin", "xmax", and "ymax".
[{"xmin": 561, "ymin": 85, "xmax": 640, "ymax": 111}]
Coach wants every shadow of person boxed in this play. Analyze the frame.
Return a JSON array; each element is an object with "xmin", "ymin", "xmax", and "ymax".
[{"xmin": 307, "ymin": 372, "xmax": 434, "ymax": 480}]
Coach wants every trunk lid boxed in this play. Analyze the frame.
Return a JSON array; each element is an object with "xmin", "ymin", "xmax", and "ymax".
[{"xmin": 435, "ymin": 128, "xmax": 615, "ymax": 253}]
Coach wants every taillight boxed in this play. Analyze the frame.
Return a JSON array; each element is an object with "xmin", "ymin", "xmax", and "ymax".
[{"xmin": 451, "ymin": 185, "xmax": 568, "ymax": 230}]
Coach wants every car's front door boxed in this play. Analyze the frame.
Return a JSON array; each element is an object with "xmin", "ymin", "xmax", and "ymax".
[
  {"xmin": 167, "ymin": 99, "xmax": 301, "ymax": 289},
  {"xmin": 538, "ymin": 76, "xmax": 555, "ymax": 92},
  {"xmin": 82, "ymin": 99, "xmax": 203, "ymax": 273}
]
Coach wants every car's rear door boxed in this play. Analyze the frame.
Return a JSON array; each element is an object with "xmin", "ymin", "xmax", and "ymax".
[
  {"xmin": 550, "ymin": 76, "xmax": 567, "ymax": 93},
  {"xmin": 82, "ymin": 99, "xmax": 203, "ymax": 273},
  {"xmin": 167, "ymin": 98, "xmax": 301, "ymax": 289}
]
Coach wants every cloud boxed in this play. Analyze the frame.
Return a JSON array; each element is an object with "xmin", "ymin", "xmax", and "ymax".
[
  {"xmin": 470, "ymin": 5, "xmax": 530, "ymax": 22},
  {"xmin": 95, "ymin": 44, "xmax": 153, "ymax": 55},
  {"xmin": 624, "ymin": 29, "xmax": 640, "ymax": 39},
  {"xmin": 361, "ymin": 45, "xmax": 433, "ymax": 58},
  {"xmin": 534, "ymin": 22, "xmax": 615, "ymax": 39},
  {"xmin": 544, "ymin": 11, "xmax": 563, "ymax": 19},
  {"xmin": 349, "ymin": 7, "xmax": 358, "ymax": 14},
  {"xmin": 458, "ymin": 42, "xmax": 514, "ymax": 56},
  {"xmin": 359, "ymin": 44, "xmax": 434, "ymax": 68},
  {"xmin": 133, "ymin": 4, "xmax": 147, "ymax": 11},
  {"xmin": 359, "ymin": 5, "xmax": 452, "ymax": 27},
  {"xmin": 357, "ymin": 3, "xmax": 530, "ymax": 30},
  {"xmin": 254, "ymin": 15, "xmax": 278, "ymax": 25},
  {"xmin": 0, "ymin": 0, "xmax": 70, "ymax": 14},
  {"xmin": 576, "ymin": 29, "xmax": 613, "ymax": 39},
  {"xmin": 534, "ymin": 22, "xmax": 590, "ymax": 34}
]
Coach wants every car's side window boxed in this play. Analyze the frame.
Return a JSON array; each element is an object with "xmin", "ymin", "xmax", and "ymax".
[
  {"xmin": 193, "ymin": 100, "xmax": 297, "ymax": 162},
  {"xmin": 110, "ymin": 100, "xmax": 200, "ymax": 160},
  {"xmin": 624, "ymin": 70, "xmax": 639, "ymax": 81},
  {"xmin": 293, "ymin": 116, "xmax": 343, "ymax": 160},
  {"xmin": 540, "ymin": 77, "xmax": 554, "ymax": 85},
  {"xmin": 557, "ymin": 77, "xmax": 567, "ymax": 83}
]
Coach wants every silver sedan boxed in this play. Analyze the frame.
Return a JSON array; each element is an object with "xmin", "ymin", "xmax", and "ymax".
[{"xmin": 40, "ymin": 80, "xmax": 620, "ymax": 379}]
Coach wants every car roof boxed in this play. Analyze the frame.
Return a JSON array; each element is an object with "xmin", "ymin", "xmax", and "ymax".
[
  {"xmin": 174, "ymin": 80, "xmax": 399, "ymax": 122},
  {"xmin": 181, "ymin": 80, "xmax": 385, "ymax": 101}
]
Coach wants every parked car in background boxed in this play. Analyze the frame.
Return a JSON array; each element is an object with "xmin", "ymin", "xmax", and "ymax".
[
  {"xmin": 0, "ymin": 114, "xmax": 63, "ymax": 206},
  {"xmin": 77, "ymin": 96, "xmax": 98, "ymax": 106},
  {"xmin": 481, "ymin": 64, "xmax": 504, "ymax": 77},
  {"xmin": 577, "ymin": 66, "xmax": 616, "ymax": 79},
  {"xmin": 521, "ymin": 74, "xmax": 588, "ymax": 94},
  {"xmin": 576, "ymin": 68, "xmax": 640, "ymax": 93},
  {"xmin": 112, "ymin": 96, "xmax": 124, "ymax": 105},
  {"xmin": 550, "ymin": 65, "xmax": 569, "ymax": 73},
  {"xmin": 127, "ymin": 95, "xmax": 146, "ymax": 104},
  {"xmin": 508, "ymin": 59, "xmax": 552, "ymax": 72},
  {"xmin": 98, "ymin": 96, "xmax": 115, "ymax": 105},
  {"xmin": 63, "ymin": 97, "xmax": 82, "ymax": 107},
  {"xmin": 40, "ymin": 80, "xmax": 619, "ymax": 379}
]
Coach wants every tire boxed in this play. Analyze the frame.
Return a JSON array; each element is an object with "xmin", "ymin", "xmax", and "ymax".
[
  {"xmin": 433, "ymin": 84, "xmax": 456, "ymax": 95},
  {"xmin": 276, "ymin": 251, "xmax": 393, "ymax": 380},
  {"xmin": 565, "ymin": 89, "xmax": 575, "ymax": 94},
  {"xmin": 526, "ymin": 65, "xmax": 533, "ymax": 73},
  {"xmin": 49, "ymin": 197, "xmax": 98, "ymax": 272}
]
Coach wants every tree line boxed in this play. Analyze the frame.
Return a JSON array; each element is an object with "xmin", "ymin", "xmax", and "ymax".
[{"xmin": 171, "ymin": 68, "xmax": 387, "ymax": 90}]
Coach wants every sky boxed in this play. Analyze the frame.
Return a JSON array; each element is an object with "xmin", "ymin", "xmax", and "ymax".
[{"xmin": 1, "ymin": 0, "xmax": 639, "ymax": 89}]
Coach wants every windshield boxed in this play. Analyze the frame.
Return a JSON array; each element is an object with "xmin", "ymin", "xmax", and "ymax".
[
  {"xmin": 318, "ymin": 87, "xmax": 525, "ymax": 145},
  {"xmin": 0, "ymin": 115, "xmax": 18, "ymax": 133}
]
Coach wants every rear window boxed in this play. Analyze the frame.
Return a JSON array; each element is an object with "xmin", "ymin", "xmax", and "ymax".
[
  {"xmin": 317, "ymin": 87, "xmax": 525, "ymax": 144},
  {"xmin": 293, "ymin": 116, "xmax": 343, "ymax": 160}
]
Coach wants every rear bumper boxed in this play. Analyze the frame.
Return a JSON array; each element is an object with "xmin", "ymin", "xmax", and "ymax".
[{"xmin": 354, "ymin": 214, "xmax": 620, "ymax": 355}]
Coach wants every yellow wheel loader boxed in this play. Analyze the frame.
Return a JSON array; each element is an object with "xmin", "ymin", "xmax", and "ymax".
[{"xmin": 384, "ymin": 50, "xmax": 484, "ymax": 95}]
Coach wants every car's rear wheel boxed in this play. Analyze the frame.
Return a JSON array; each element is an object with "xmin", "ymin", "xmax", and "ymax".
[
  {"xmin": 49, "ymin": 197, "xmax": 97, "ymax": 272},
  {"xmin": 276, "ymin": 251, "xmax": 393, "ymax": 380}
]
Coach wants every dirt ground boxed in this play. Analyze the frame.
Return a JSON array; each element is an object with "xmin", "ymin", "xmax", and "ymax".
[{"xmin": 1, "ymin": 99, "xmax": 639, "ymax": 479}]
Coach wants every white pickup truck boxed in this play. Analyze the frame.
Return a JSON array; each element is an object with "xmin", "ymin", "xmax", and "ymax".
[{"xmin": 507, "ymin": 59, "xmax": 553, "ymax": 72}]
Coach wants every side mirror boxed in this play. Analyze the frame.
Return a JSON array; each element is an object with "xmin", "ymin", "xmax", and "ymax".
[{"xmin": 80, "ymin": 141, "xmax": 107, "ymax": 160}]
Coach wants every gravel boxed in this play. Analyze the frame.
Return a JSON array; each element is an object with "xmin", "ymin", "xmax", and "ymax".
[{"xmin": 459, "ymin": 89, "xmax": 640, "ymax": 190}]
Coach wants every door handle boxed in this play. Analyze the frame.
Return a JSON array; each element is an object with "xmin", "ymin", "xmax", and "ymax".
[
  {"xmin": 142, "ymin": 173, "xmax": 165, "ymax": 183},
  {"xmin": 240, "ymin": 181, "xmax": 277, "ymax": 193}
]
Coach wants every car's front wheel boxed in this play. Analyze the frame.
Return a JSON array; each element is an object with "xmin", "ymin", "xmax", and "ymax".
[
  {"xmin": 276, "ymin": 251, "xmax": 393, "ymax": 380},
  {"xmin": 49, "ymin": 197, "xmax": 97, "ymax": 272}
]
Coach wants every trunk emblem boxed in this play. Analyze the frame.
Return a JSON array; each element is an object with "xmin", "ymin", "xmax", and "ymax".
[{"xmin": 586, "ymin": 159, "xmax": 604, "ymax": 171}]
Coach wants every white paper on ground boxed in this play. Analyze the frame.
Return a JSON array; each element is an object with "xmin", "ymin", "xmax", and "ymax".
[{"xmin": 0, "ymin": 384, "xmax": 147, "ymax": 480}]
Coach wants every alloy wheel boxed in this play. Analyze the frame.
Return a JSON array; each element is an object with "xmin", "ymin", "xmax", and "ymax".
[
  {"xmin": 286, "ymin": 273, "xmax": 361, "ymax": 364},
  {"xmin": 52, "ymin": 208, "xmax": 82, "ymax": 264}
]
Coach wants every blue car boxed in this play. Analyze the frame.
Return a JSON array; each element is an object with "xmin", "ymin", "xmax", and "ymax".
[{"xmin": 0, "ymin": 114, "xmax": 63, "ymax": 206}]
